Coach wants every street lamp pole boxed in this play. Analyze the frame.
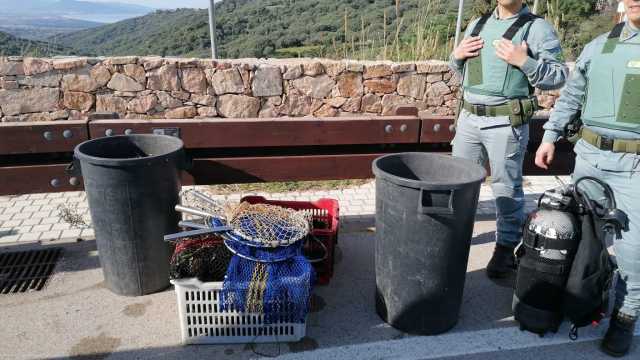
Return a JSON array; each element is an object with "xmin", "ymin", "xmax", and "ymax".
[
  {"xmin": 454, "ymin": 0, "xmax": 465, "ymax": 47},
  {"xmin": 208, "ymin": 0, "xmax": 217, "ymax": 59}
]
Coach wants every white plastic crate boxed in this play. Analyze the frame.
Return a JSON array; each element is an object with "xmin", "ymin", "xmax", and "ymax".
[{"xmin": 171, "ymin": 278, "xmax": 306, "ymax": 344}]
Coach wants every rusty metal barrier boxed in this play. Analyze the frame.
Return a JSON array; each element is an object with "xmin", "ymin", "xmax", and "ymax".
[{"xmin": 0, "ymin": 107, "xmax": 574, "ymax": 196}]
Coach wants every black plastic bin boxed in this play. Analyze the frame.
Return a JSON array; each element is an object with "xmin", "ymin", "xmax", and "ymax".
[
  {"xmin": 372, "ymin": 152, "xmax": 486, "ymax": 334},
  {"xmin": 72, "ymin": 134, "xmax": 185, "ymax": 296}
]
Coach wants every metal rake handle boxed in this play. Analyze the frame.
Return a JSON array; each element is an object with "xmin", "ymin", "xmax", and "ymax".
[
  {"xmin": 190, "ymin": 190, "xmax": 221, "ymax": 207},
  {"xmin": 164, "ymin": 226, "xmax": 232, "ymax": 242},
  {"xmin": 175, "ymin": 204, "xmax": 217, "ymax": 218},
  {"xmin": 178, "ymin": 221, "xmax": 210, "ymax": 230}
]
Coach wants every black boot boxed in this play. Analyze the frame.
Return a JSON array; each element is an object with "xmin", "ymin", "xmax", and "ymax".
[
  {"xmin": 486, "ymin": 244, "xmax": 516, "ymax": 279},
  {"xmin": 601, "ymin": 310, "xmax": 637, "ymax": 357}
]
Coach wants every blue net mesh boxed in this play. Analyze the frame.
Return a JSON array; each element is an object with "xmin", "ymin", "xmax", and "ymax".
[
  {"xmin": 224, "ymin": 238, "xmax": 304, "ymax": 262},
  {"xmin": 264, "ymin": 255, "xmax": 315, "ymax": 323},
  {"xmin": 176, "ymin": 197, "xmax": 316, "ymax": 324},
  {"xmin": 220, "ymin": 253, "xmax": 315, "ymax": 324}
]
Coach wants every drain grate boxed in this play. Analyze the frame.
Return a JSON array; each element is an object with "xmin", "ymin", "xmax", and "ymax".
[{"xmin": 0, "ymin": 248, "xmax": 62, "ymax": 294}]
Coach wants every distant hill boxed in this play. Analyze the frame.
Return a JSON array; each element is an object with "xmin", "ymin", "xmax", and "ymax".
[
  {"xmin": 0, "ymin": 16, "xmax": 103, "ymax": 41},
  {"xmin": 54, "ymin": 8, "xmax": 212, "ymax": 57},
  {"xmin": 0, "ymin": 31, "xmax": 73, "ymax": 57},
  {"xmin": 53, "ymin": 0, "xmax": 604, "ymax": 61},
  {"xmin": 46, "ymin": 0, "xmax": 151, "ymax": 14},
  {"xmin": 54, "ymin": 0, "xmax": 460, "ymax": 59},
  {"xmin": 2, "ymin": 0, "xmax": 153, "ymax": 17}
]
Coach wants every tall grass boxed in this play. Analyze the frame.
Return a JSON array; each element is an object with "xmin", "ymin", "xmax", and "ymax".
[
  {"xmin": 315, "ymin": 0, "xmax": 456, "ymax": 61},
  {"xmin": 308, "ymin": 0, "xmax": 564, "ymax": 61}
]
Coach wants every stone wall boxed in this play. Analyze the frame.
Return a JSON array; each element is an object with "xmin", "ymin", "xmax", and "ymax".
[{"xmin": 0, "ymin": 56, "xmax": 561, "ymax": 122}]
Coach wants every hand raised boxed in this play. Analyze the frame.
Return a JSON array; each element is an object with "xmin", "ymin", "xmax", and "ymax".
[
  {"xmin": 453, "ymin": 36, "xmax": 484, "ymax": 61},
  {"xmin": 495, "ymin": 39, "xmax": 529, "ymax": 68}
]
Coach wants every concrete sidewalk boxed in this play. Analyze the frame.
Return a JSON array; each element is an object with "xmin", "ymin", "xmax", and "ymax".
[
  {"xmin": 1, "ymin": 176, "xmax": 638, "ymax": 359},
  {"xmin": 0, "ymin": 176, "xmax": 566, "ymax": 245}
]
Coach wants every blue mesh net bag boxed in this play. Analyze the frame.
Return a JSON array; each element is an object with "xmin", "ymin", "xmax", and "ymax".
[
  {"xmin": 174, "ymin": 190, "xmax": 316, "ymax": 324},
  {"xmin": 214, "ymin": 201, "xmax": 314, "ymax": 324},
  {"xmin": 221, "ymin": 246, "xmax": 314, "ymax": 323}
]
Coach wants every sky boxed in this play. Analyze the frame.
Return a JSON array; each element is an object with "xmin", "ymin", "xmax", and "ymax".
[{"xmin": 88, "ymin": 0, "xmax": 212, "ymax": 9}]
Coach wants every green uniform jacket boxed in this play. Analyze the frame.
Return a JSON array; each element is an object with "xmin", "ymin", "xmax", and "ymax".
[
  {"xmin": 450, "ymin": 5, "xmax": 568, "ymax": 128},
  {"xmin": 543, "ymin": 22, "xmax": 640, "ymax": 143}
]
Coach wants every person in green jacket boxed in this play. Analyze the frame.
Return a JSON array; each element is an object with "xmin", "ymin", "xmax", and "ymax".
[
  {"xmin": 536, "ymin": 0, "xmax": 640, "ymax": 356},
  {"xmin": 449, "ymin": 0, "xmax": 567, "ymax": 279}
]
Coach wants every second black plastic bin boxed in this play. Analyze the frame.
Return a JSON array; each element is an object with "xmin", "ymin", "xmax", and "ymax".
[{"xmin": 372, "ymin": 152, "xmax": 486, "ymax": 334}]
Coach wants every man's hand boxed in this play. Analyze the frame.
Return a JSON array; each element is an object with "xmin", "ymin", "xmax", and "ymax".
[
  {"xmin": 453, "ymin": 36, "xmax": 484, "ymax": 61},
  {"xmin": 495, "ymin": 39, "xmax": 529, "ymax": 68},
  {"xmin": 535, "ymin": 143, "xmax": 556, "ymax": 170}
]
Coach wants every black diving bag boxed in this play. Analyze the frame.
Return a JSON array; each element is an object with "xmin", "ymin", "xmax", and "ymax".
[{"xmin": 514, "ymin": 177, "xmax": 628, "ymax": 338}]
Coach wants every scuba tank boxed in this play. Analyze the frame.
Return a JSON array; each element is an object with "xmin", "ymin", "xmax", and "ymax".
[
  {"xmin": 513, "ymin": 184, "xmax": 581, "ymax": 335},
  {"xmin": 513, "ymin": 177, "xmax": 629, "ymax": 338}
]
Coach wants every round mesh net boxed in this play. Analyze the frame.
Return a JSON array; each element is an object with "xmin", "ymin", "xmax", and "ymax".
[
  {"xmin": 225, "ymin": 202, "xmax": 310, "ymax": 247},
  {"xmin": 179, "ymin": 189, "xmax": 310, "ymax": 248},
  {"xmin": 224, "ymin": 238, "xmax": 305, "ymax": 263},
  {"xmin": 176, "ymin": 189, "xmax": 315, "ymax": 324}
]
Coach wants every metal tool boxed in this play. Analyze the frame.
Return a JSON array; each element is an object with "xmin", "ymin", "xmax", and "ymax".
[
  {"xmin": 164, "ymin": 227, "xmax": 232, "ymax": 242},
  {"xmin": 175, "ymin": 205, "xmax": 217, "ymax": 219}
]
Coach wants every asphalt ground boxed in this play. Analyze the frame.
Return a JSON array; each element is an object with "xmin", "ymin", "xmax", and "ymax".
[{"xmin": 0, "ymin": 217, "xmax": 637, "ymax": 360}]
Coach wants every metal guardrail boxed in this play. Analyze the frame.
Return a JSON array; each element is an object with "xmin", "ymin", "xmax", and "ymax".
[{"xmin": 0, "ymin": 107, "xmax": 574, "ymax": 195}]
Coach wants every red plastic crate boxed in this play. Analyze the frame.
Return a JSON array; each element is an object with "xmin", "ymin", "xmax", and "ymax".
[{"xmin": 240, "ymin": 196, "xmax": 339, "ymax": 285}]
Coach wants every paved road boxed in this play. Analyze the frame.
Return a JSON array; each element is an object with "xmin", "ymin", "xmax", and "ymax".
[{"xmin": 1, "ymin": 176, "xmax": 637, "ymax": 359}]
